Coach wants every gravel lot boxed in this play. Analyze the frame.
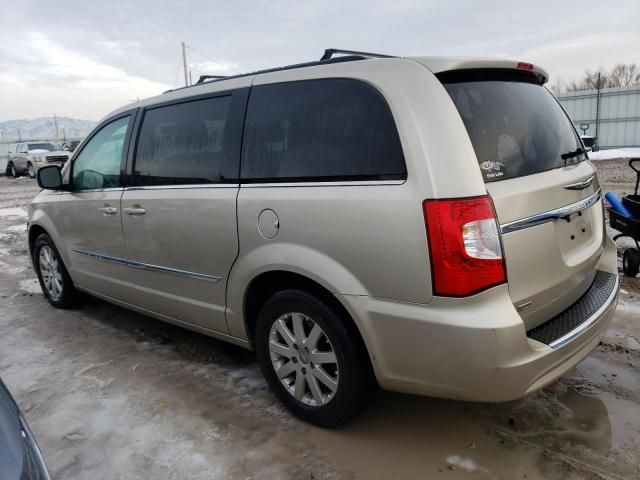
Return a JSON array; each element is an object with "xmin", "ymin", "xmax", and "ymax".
[{"xmin": 1, "ymin": 160, "xmax": 639, "ymax": 479}]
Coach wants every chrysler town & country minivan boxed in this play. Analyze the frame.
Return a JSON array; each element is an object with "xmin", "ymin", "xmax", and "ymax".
[{"xmin": 28, "ymin": 49, "xmax": 619, "ymax": 427}]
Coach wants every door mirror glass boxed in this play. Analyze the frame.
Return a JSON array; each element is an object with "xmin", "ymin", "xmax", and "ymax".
[{"xmin": 37, "ymin": 165, "xmax": 63, "ymax": 190}]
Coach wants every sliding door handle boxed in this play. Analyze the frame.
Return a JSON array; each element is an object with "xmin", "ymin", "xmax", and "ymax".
[
  {"xmin": 98, "ymin": 206, "xmax": 118, "ymax": 216},
  {"xmin": 123, "ymin": 207, "xmax": 146, "ymax": 216}
]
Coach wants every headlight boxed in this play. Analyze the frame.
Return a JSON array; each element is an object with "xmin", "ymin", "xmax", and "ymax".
[{"xmin": 34, "ymin": 155, "xmax": 44, "ymax": 163}]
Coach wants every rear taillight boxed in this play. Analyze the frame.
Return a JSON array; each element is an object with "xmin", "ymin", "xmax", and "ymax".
[{"xmin": 423, "ymin": 196, "xmax": 506, "ymax": 297}]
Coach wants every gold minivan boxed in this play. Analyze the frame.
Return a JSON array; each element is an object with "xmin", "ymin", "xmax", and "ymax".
[{"xmin": 29, "ymin": 50, "xmax": 619, "ymax": 427}]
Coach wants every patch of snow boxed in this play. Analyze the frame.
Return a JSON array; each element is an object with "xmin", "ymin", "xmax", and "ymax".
[
  {"xmin": 0, "ymin": 207, "xmax": 27, "ymax": 218},
  {"xmin": 0, "ymin": 260, "xmax": 24, "ymax": 275},
  {"xmin": 589, "ymin": 148, "xmax": 640, "ymax": 161},
  {"xmin": 4, "ymin": 224, "xmax": 26, "ymax": 233},
  {"xmin": 617, "ymin": 300, "xmax": 640, "ymax": 315},
  {"xmin": 0, "ymin": 247, "xmax": 10, "ymax": 256},
  {"xmin": 18, "ymin": 278, "xmax": 42, "ymax": 294},
  {"xmin": 446, "ymin": 455, "xmax": 479, "ymax": 472}
]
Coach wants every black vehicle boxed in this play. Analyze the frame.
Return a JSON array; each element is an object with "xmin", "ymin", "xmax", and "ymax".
[
  {"xmin": 0, "ymin": 379, "xmax": 50, "ymax": 479},
  {"xmin": 608, "ymin": 158, "xmax": 640, "ymax": 277},
  {"xmin": 61, "ymin": 140, "xmax": 81, "ymax": 152}
]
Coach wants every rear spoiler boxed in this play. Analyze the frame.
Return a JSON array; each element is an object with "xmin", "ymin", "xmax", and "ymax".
[{"xmin": 436, "ymin": 68, "xmax": 547, "ymax": 86}]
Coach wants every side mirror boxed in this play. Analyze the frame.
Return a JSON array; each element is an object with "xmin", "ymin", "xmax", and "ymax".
[{"xmin": 37, "ymin": 165, "xmax": 63, "ymax": 190}]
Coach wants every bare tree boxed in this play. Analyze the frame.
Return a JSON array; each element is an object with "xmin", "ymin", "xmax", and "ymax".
[
  {"xmin": 565, "ymin": 63, "xmax": 640, "ymax": 92},
  {"xmin": 608, "ymin": 63, "xmax": 640, "ymax": 87},
  {"xmin": 548, "ymin": 77, "xmax": 565, "ymax": 96}
]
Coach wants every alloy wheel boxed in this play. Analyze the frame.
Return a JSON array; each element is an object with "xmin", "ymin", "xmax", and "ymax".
[
  {"xmin": 268, "ymin": 312, "xmax": 339, "ymax": 406},
  {"xmin": 28, "ymin": 163, "xmax": 35, "ymax": 178},
  {"xmin": 39, "ymin": 245, "xmax": 63, "ymax": 300}
]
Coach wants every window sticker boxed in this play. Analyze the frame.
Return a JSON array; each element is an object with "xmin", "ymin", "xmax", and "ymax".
[{"xmin": 479, "ymin": 160, "xmax": 505, "ymax": 180}]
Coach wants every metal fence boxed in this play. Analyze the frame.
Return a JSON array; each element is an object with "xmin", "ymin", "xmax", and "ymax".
[{"xmin": 558, "ymin": 85, "xmax": 640, "ymax": 150}]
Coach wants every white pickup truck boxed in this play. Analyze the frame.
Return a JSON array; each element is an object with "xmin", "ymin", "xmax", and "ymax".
[{"xmin": 6, "ymin": 142, "xmax": 70, "ymax": 178}]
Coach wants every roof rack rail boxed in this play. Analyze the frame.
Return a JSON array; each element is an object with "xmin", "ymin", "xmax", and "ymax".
[
  {"xmin": 164, "ymin": 49, "xmax": 395, "ymax": 93},
  {"xmin": 196, "ymin": 74, "xmax": 228, "ymax": 85},
  {"xmin": 320, "ymin": 48, "xmax": 395, "ymax": 61}
]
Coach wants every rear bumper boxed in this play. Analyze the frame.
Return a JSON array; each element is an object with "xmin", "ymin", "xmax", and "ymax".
[{"xmin": 338, "ymin": 256, "xmax": 619, "ymax": 402}]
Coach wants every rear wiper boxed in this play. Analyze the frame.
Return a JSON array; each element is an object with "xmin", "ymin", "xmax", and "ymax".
[{"xmin": 561, "ymin": 147, "xmax": 588, "ymax": 163}]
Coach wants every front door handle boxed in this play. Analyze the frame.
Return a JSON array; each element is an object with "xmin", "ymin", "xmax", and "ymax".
[
  {"xmin": 123, "ymin": 207, "xmax": 146, "ymax": 216},
  {"xmin": 98, "ymin": 206, "xmax": 118, "ymax": 216}
]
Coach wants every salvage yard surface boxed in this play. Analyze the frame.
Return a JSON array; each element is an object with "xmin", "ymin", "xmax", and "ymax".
[{"xmin": 0, "ymin": 160, "xmax": 639, "ymax": 480}]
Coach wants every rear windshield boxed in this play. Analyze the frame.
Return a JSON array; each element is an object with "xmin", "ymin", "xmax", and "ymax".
[{"xmin": 442, "ymin": 76, "xmax": 585, "ymax": 182}]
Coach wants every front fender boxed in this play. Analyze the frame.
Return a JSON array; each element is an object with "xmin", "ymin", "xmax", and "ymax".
[
  {"xmin": 226, "ymin": 242, "xmax": 370, "ymax": 339},
  {"xmin": 28, "ymin": 201, "xmax": 71, "ymax": 270}
]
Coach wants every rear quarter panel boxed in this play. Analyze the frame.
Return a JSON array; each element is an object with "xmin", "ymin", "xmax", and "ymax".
[{"xmin": 227, "ymin": 59, "xmax": 488, "ymax": 339}]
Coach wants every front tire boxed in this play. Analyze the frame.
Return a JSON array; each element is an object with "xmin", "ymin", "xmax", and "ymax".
[
  {"xmin": 33, "ymin": 233, "xmax": 80, "ymax": 308},
  {"xmin": 623, "ymin": 248, "xmax": 640, "ymax": 277},
  {"xmin": 256, "ymin": 290, "xmax": 370, "ymax": 427},
  {"xmin": 27, "ymin": 162, "xmax": 35, "ymax": 178}
]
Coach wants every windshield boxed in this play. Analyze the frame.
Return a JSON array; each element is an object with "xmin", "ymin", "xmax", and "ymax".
[
  {"xmin": 442, "ymin": 78, "xmax": 585, "ymax": 182},
  {"xmin": 27, "ymin": 143, "xmax": 58, "ymax": 151}
]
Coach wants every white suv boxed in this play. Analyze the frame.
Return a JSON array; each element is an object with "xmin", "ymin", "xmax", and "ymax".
[{"xmin": 7, "ymin": 142, "xmax": 70, "ymax": 178}]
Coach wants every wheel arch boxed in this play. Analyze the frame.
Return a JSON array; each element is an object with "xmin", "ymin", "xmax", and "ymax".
[
  {"xmin": 241, "ymin": 270, "xmax": 375, "ymax": 377},
  {"xmin": 28, "ymin": 224, "xmax": 48, "ymax": 261}
]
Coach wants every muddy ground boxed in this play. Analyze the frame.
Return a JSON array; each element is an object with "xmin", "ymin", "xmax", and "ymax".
[{"xmin": 0, "ymin": 160, "xmax": 639, "ymax": 480}]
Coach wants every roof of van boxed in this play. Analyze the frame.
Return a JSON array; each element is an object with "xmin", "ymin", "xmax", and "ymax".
[{"xmin": 106, "ymin": 54, "xmax": 548, "ymax": 121}]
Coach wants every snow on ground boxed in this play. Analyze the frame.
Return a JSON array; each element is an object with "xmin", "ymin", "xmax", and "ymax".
[
  {"xmin": 589, "ymin": 147, "xmax": 640, "ymax": 161},
  {"xmin": 4, "ymin": 224, "xmax": 26, "ymax": 232},
  {"xmin": 18, "ymin": 278, "xmax": 42, "ymax": 294},
  {"xmin": 445, "ymin": 455, "xmax": 480, "ymax": 472},
  {"xmin": 0, "ymin": 207, "xmax": 27, "ymax": 217},
  {"xmin": 2, "ymin": 175, "xmax": 640, "ymax": 480}
]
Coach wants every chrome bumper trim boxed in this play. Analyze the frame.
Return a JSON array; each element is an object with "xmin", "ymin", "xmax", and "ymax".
[{"xmin": 500, "ymin": 189, "xmax": 601, "ymax": 234}]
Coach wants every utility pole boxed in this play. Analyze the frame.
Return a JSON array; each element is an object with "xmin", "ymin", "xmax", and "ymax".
[
  {"xmin": 18, "ymin": 128, "xmax": 21, "ymax": 142},
  {"xmin": 181, "ymin": 41, "xmax": 189, "ymax": 86},
  {"xmin": 594, "ymin": 71, "xmax": 601, "ymax": 152},
  {"xmin": 189, "ymin": 70, "xmax": 193, "ymax": 86},
  {"xmin": 53, "ymin": 113, "xmax": 59, "ymax": 139}
]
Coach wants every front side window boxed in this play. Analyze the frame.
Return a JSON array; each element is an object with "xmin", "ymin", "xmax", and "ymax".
[
  {"xmin": 133, "ymin": 96, "xmax": 233, "ymax": 186},
  {"xmin": 72, "ymin": 116, "xmax": 130, "ymax": 190},
  {"xmin": 242, "ymin": 79, "xmax": 406, "ymax": 182}
]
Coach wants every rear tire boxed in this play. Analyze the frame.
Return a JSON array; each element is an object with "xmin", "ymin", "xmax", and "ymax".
[
  {"xmin": 256, "ymin": 290, "xmax": 370, "ymax": 427},
  {"xmin": 7, "ymin": 162, "xmax": 18, "ymax": 178},
  {"xmin": 33, "ymin": 233, "xmax": 80, "ymax": 308},
  {"xmin": 623, "ymin": 248, "xmax": 640, "ymax": 277}
]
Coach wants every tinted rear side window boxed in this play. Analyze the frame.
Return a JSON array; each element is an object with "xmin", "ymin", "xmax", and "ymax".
[
  {"xmin": 241, "ymin": 79, "xmax": 406, "ymax": 182},
  {"xmin": 442, "ymin": 78, "xmax": 584, "ymax": 182},
  {"xmin": 134, "ymin": 95, "xmax": 234, "ymax": 185}
]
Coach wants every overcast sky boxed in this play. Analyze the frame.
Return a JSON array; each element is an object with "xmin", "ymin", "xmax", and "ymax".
[{"xmin": 1, "ymin": 0, "xmax": 638, "ymax": 122}]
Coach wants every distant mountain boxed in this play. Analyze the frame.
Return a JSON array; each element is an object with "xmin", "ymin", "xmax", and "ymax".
[{"xmin": 0, "ymin": 117, "xmax": 96, "ymax": 142}]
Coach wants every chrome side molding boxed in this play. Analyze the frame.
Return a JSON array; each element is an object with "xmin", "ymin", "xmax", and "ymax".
[
  {"xmin": 72, "ymin": 250, "xmax": 221, "ymax": 283},
  {"xmin": 500, "ymin": 190, "xmax": 601, "ymax": 235},
  {"xmin": 563, "ymin": 174, "xmax": 596, "ymax": 190}
]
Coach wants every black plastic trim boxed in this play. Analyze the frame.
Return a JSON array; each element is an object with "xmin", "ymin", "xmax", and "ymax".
[{"xmin": 526, "ymin": 271, "xmax": 618, "ymax": 346}]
